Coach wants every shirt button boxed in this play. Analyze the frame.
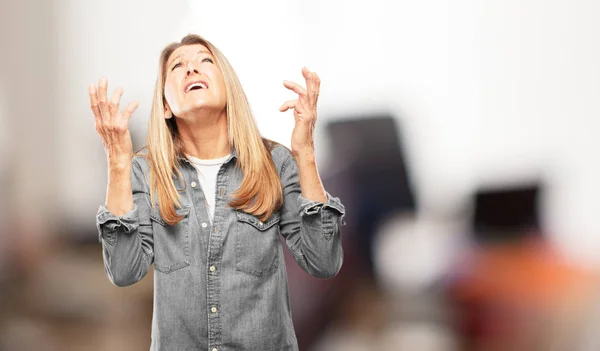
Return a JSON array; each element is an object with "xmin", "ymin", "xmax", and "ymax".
[
  {"xmin": 211, "ymin": 307, "xmax": 217, "ymax": 313},
  {"xmin": 191, "ymin": 181, "xmax": 197, "ymax": 188},
  {"xmin": 201, "ymin": 222, "xmax": 208, "ymax": 228},
  {"xmin": 258, "ymin": 221, "xmax": 263, "ymax": 226},
  {"xmin": 209, "ymin": 266, "xmax": 216, "ymax": 272}
]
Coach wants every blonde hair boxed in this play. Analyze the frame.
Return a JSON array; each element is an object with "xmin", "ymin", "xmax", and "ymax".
[{"xmin": 143, "ymin": 34, "xmax": 282, "ymax": 225}]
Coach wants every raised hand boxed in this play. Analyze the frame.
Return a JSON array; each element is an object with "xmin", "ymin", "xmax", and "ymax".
[
  {"xmin": 89, "ymin": 77, "xmax": 139, "ymax": 165},
  {"xmin": 279, "ymin": 67, "xmax": 320, "ymax": 156}
]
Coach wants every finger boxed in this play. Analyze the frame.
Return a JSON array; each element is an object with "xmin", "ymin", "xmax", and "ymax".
[
  {"xmin": 279, "ymin": 99, "xmax": 297, "ymax": 112},
  {"xmin": 109, "ymin": 86, "xmax": 124, "ymax": 119},
  {"xmin": 310, "ymin": 72, "xmax": 320, "ymax": 97},
  {"xmin": 302, "ymin": 67, "xmax": 320, "ymax": 96},
  {"xmin": 97, "ymin": 77, "xmax": 110, "ymax": 121},
  {"xmin": 88, "ymin": 84, "xmax": 101, "ymax": 123},
  {"xmin": 301, "ymin": 66, "xmax": 312, "ymax": 81},
  {"xmin": 283, "ymin": 80, "xmax": 306, "ymax": 96},
  {"xmin": 121, "ymin": 100, "xmax": 139, "ymax": 122}
]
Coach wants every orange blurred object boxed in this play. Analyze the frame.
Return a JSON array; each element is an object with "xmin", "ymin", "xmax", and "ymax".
[{"xmin": 451, "ymin": 239, "xmax": 599, "ymax": 307}]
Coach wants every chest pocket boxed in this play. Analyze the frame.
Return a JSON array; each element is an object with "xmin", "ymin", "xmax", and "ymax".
[
  {"xmin": 150, "ymin": 206, "xmax": 192, "ymax": 274},
  {"xmin": 234, "ymin": 211, "xmax": 281, "ymax": 277}
]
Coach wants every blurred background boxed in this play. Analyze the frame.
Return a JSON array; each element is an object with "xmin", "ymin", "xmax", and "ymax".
[{"xmin": 1, "ymin": 0, "xmax": 600, "ymax": 350}]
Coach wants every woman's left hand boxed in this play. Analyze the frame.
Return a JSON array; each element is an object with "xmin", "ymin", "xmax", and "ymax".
[{"xmin": 280, "ymin": 67, "xmax": 320, "ymax": 156}]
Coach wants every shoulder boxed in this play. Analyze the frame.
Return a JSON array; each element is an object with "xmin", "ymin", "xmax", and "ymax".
[
  {"xmin": 131, "ymin": 148, "xmax": 151, "ymax": 183},
  {"xmin": 132, "ymin": 157, "xmax": 150, "ymax": 173},
  {"xmin": 264, "ymin": 139, "xmax": 295, "ymax": 173}
]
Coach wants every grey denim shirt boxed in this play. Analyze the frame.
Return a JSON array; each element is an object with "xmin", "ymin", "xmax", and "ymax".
[{"xmin": 96, "ymin": 143, "xmax": 346, "ymax": 351}]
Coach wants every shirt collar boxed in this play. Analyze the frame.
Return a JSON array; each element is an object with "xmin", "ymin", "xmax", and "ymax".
[{"xmin": 177, "ymin": 148, "xmax": 238, "ymax": 165}]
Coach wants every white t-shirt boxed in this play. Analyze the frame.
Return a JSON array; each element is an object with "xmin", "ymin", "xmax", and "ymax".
[{"xmin": 185, "ymin": 153, "xmax": 231, "ymax": 223}]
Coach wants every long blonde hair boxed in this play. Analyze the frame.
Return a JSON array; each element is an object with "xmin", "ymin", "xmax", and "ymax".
[{"xmin": 143, "ymin": 34, "xmax": 283, "ymax": 225}]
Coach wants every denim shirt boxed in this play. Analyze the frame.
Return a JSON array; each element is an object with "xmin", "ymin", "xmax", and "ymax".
[{"xmin": 96, "ymin": 144, "xmax": 346, "ymax": 351}]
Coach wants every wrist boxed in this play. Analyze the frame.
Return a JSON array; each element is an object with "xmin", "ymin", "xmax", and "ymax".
[
  {"xmin": 292, "ymin": 146, "xmax": 315, "ymax": 161},
  {"xmin": 107, "ymin": 154, "xmax": 132, "ymax": 171}
]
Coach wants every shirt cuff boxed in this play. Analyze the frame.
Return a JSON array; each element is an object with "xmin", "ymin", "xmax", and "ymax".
[
  {"xmin": 298, "ymin": 192, "xmax": 346, "ymax": 224},
  {"xmin": 96, "ymin": 204, "xmax": 139, "ymax": 243}
]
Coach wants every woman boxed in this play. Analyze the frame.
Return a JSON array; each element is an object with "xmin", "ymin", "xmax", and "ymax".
[{"xmin": 90, "ymin": 34, "xmax": 345, "ymax": 350}]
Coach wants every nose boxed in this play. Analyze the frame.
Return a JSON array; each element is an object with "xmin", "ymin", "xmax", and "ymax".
[{"xmin": 185, "ymin": 61, "xmax": 199, "ymax": 76}]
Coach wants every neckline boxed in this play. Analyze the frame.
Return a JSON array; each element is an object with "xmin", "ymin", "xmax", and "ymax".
[{"xmin": 185, "ymin": 153, "xmax": 232, "ymax": 166}]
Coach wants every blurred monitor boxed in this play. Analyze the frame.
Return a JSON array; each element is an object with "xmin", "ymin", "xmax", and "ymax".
[
  {"xmin": 326, "ymin": 115, "xmax": 416, "ymax": 213},
  {"xmin": 472, "ymin": 183, "xmax": 542, "ymax": 243}
]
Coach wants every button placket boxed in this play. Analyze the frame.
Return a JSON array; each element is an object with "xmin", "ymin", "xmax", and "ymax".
[{"xmin": 206, "ymin": 160, "xmax": 233, "ymax": 348}]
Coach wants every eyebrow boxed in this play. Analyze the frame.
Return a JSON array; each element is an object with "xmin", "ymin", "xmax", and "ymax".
[{"xmin": 168, "ymin": 50, "xmax": 212, "ymax": 68}]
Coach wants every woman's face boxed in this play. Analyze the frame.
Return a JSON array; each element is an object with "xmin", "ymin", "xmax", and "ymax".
[{"xmin": 163, "ymin": 44, "xmax": 227, "ymax": 119}]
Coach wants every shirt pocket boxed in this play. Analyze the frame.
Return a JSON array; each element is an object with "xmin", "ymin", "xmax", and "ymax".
[
  {"xmin": 234, "ymin": 211, "xmax": 281, "ymax": 277},
  {"xmin": 150, "ymin": 206, "xmax": 192, "ymax": 274}
]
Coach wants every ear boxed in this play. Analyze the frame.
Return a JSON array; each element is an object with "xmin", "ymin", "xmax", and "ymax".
[{"xmin": 164, "ymin": 105, "xmax": 173, "ymax": 119}]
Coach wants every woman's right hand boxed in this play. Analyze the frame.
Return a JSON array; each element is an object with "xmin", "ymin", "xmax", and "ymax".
[{"xmin": 89, "ymin": 77, "xmax": 139, "ymax": 167}]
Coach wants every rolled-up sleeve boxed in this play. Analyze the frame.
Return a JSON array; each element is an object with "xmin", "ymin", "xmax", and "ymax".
[
  {"xmin": 278, "ymin": 152, "xmax": 346, "ymax": 279},
  {"xmin": 96, "ymin": 204, "xmax": 139, "ymax": 245},
  {"xmin": 96, "ymin": 158, "xmax": 154, "ymax": 287},
  {"xmin": 298, "ymin": 193, "xmax": 346, "ymax": 239}
]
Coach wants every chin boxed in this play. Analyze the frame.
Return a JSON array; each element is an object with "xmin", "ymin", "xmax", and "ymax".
[{"xmin": 181, "ymin": 103, "xmax": 224, "ymax": 116}]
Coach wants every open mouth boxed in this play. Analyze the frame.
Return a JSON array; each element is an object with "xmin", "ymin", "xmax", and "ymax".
[{"xmin": 185, "ymin": 81, "xmax": 208, "ymax": 93}]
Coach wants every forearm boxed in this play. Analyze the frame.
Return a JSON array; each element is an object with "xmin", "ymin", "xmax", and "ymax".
[
  {"xmin": 293, "ymin": 148, "xmax": 327, "ymax": 203},
  {"xmin": 105, "ymin": 155, "xmax": 134, "ymax": 216},
  {"xmin": 97, "ymin": 158, "xmax": 154, "ymax": 287}
]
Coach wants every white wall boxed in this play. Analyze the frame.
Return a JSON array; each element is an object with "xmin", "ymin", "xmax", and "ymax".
[
  {"xmin": 1, "ymin": 0, "xmax": 60, "ymax": 233},
  {"xmin": 54, "ymin": 0, "xmax": 600, "ymax": 264}
]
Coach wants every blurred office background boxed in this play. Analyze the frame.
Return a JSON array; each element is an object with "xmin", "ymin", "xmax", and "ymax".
[{"xmin": 1, "ymin": 0, "xmax": 600, "ymax": 350}]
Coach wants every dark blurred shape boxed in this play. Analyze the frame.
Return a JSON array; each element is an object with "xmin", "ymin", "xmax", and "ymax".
[
  {"xmin": 326, "ymin": 115, "xmax": 417, "ymax": 274},
  {"xmin": 326, "ymin": 115, "xmax": 416, "ymax": 209},
  {"xmin": 471, "ymin": 183, "xmax": 542, "ymax": 244}
]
